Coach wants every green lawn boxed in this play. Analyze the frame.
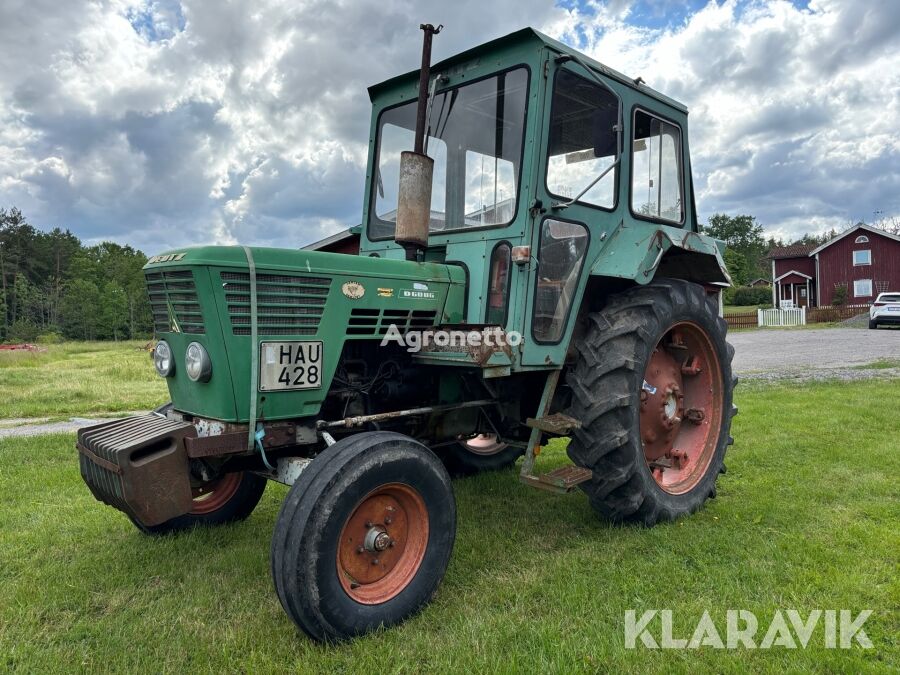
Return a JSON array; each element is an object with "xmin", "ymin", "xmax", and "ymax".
[
  {"xmin": 1, "ymin": 379, "xmax": 897, "ymax": 673},
  {"xmin": 0, "ymin": 342, "xmax": 167, "ymax": 419}
]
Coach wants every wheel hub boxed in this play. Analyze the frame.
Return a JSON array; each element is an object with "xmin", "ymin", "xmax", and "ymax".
[
  {"xmin": 640, "ymin": 349, "xmax": 685, "ymax": 461},
  {"xmin": 364, "ymin": 527, "xmax": 393, "ymax": 552},
  {"xmin": 337, "ymin": 483, "xmax": 429, "ymax": 604},
  {"xmin": 640, "ymin": 324, "xmax": 723, "ymax": 495}
]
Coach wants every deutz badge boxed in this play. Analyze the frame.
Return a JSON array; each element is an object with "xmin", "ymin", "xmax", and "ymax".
[{"xmin": 341, "ymin": 281, "xmax": 365, "ymax": 299}]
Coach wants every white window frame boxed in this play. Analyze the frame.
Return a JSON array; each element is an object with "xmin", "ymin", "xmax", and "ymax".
[
  {"xmin": 853, "ymin": 249, "xmax": 871, "ymax": 266},
  {"xmin": 854, "ymin": 235, "xmax": 868, "ymax": 244},
  {"xmin": 853, "ymin": 279, "xmax": 873, "ymax": 297}
]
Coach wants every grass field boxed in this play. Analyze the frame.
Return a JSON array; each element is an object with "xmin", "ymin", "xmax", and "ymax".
[
  {"xmin": 1, "ymin": 378, "xmax": 897, "ymax": 673},
  {"xmin": 0, "ymin": 342, "xmax": 167, "ymax": 419}
]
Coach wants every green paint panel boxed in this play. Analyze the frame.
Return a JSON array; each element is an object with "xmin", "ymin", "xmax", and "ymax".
[{"xmin": 145, "ymin": 247, "xmax": 465, "ymax": 422}]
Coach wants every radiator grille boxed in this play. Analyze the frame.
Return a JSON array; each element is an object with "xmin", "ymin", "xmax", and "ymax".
[
  {"xmin": 145, "ymin": 269, "xmax": 205, "ymax": 334},
  {"xmin": 347, "ymin": 308, "xmax": 438, "ymax": 336},
  {"xmin": 222, "ymin": 271, "xmax": 332, "ymax": 336}
]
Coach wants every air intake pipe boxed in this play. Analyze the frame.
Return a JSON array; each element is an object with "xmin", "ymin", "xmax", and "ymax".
[{"xmin": 395, "ymin": 23, "xmax": 441, "ymax": 261}]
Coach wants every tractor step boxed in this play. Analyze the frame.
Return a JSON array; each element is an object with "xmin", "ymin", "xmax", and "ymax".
[
  {"xmin": 520, "ymin": 465, "xmax": 593, "ymax": 493},
  {"xmin": 525, "ymin": 412, "xmax": 581, "ymax": 435}
]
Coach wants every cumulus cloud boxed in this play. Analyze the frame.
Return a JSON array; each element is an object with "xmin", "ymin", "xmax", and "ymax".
[
  {"xmin": 568, "ymin": 0, "xmax": 900, "ymax": 240},
  {"xmin": 0, "ymin": 0, "xmax": 898, "ymax": 250}
]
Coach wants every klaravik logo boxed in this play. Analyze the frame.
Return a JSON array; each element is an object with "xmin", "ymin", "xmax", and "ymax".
[{"xmin": 625, "ymin": 609, "xmax": 873, "ymax": 649}]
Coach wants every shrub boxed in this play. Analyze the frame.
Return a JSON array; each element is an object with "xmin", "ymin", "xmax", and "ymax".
[
  {"xmin": 36, "ymin": 331, "xmax": 64, "ymax": 344},
  {"xmin": 7, "ymin": 319, "xmax": 39, "ymax": 342},
  {"xmin": 727, "ymin": 285, "xmax": 772, "ymax": 307},
  {"xmin": 832, "ymin": 284, "xmax": 848, "ymax": 307}
]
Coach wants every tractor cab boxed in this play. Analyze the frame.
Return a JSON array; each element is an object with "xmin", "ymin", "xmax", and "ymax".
[{"xmin": 360, "ymin": 28, "xmax": 728, "ymax": 367}]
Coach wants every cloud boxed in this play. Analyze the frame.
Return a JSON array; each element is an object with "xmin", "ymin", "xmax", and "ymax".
[
  {"xmin": 567, "ymin": 0, "xmax": 900, "ymax": 240},
  {"xmin": 0, "ymin": 0, "xmax": 898, "ymax": 251}
]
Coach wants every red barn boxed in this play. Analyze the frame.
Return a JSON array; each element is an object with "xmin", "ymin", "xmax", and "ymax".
[{"xmin": 768, "ymin": 224, "xmax": 900, "ymax": 308}]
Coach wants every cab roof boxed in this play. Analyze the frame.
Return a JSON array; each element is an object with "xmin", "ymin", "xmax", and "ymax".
[{"xmin": 368, "ymin": 27, "xmax": 688, "ymax": 114}]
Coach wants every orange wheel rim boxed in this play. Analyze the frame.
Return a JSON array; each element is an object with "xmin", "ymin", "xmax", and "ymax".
[
  {"xmin": 640, "ymin": 322, "xmax": 723, "ymax": 495},
  {"xmin": 190, "ymin": 472, "xmax": 242, "ymax": 514},
  {"xmin": 462, "ymin": 434, "xmax": 507, "ymax": 455},
  {"xmin": 337, "ymin": 483, "xmax": 429, "ymax": 604}
]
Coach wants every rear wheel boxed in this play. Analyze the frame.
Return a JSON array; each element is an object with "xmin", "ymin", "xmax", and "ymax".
[
  {"xmin": 132, "ymin": 471, "xmax": 266, "ymax": 535},
  {"xmin": 566, "ymin": 278, "xmax": 736, "ymax": 526},
  {"xmin": 869, "ymin": 319, "xmax": 877, "ymax": 329},
  {"xmin": 439, "ymin": 434, "xmax": 523, "ymax": 476},
  {"xmin": 271, "ymin": 431, "xmax": 456, "ymax": 642}
]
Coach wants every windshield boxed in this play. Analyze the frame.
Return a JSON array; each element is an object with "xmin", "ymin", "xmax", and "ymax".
[{"xmin": 369, "ymin": 67, "xmax": 529, "ymax": 240}]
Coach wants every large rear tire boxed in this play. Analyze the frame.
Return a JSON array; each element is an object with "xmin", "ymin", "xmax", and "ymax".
[
  {"xmin": 566, "ymin": 278, "xmax": 736, "ymax": 526},
  {"xmin": 271, "ymin": 432, "xmax": 456, "ymax": 642},
  {"xmin": 132, "ymin": 471, "xmax": 266, "ymax": 535}
]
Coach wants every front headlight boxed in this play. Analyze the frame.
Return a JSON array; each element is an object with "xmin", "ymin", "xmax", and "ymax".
[
  {"xmin": 185, "ymin": 342, "xmax": 212, "ymax": 382},
  {"xmin": 153, "ymin": 340, "xmax": 174, "ymax": 377}
]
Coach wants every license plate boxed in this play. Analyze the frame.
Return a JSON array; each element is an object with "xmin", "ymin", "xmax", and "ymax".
[
  {"xmin": 259, "ymin": 341, "xmax": 323, "ymax": 391},
  {"xmin": 888, "ymin": 307, "xmax": 899, "ymax": 312}
]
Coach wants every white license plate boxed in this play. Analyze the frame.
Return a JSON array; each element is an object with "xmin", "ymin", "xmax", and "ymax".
[
  {"xmin": 259, "ymin": 341, "xmax": 323, "ymax": 391},
  {"xmin": 887, "ymin": 307, "xmax": 900, "ymax": 312}
]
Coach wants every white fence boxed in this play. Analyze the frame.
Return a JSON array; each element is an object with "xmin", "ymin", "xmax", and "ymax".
[{"xmin": 758, "ymin": 306, "xmax": 806, "ymax": 327}]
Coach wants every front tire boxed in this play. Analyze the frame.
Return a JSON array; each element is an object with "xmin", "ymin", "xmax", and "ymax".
[
  {"xmin": 132, "ymin": 471, "xmax": 266, "ymax": 535},
  {"xmin": 271, "ymin": 432, "xmax": 456, "ymax": 642},
  {"xmin": 566, "ymin": 278, "xmax": 736, "ymax": 526}
]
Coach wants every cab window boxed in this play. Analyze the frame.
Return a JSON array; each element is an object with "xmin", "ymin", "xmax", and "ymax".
[
  {"xmin": 546, "ymin": 69, "xmax": 618, "ymax": 209},
  {"xmin": 631, "ymin": 110, "xmax": 683, "ymax": 223},
  {"xmin": 370, "ymin": 68, "xmax": 529, "ymax": 239},
  {"xmin": 532, "ymin": 220, "xmax": 589, "ymax": 343}
]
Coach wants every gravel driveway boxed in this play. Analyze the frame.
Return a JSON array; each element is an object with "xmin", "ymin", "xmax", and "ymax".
[
  {"xmin": 1, "ymin": 327, "xmax": 896, "ymax": 438},
  {"xmin": 729, "ymin": 327, "xmax": 899, "ymax": 380}
]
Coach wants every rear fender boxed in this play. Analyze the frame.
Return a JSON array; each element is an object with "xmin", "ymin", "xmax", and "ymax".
[{"xmin": 590, "ymin": 223, "xmax": 731, "ymax": 286}]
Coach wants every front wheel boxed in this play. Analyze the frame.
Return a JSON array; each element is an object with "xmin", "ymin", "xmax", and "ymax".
[
  {"xmin": 132, "ymin": 471, "xmax": 266, "ymax": 535},
  {"xmin": 271, "ymin": 432, "xmax": 456, "ymax": 642},
  {"xmin": 566, "ymin": 278, "xmax": 736, "ymax": 526}
]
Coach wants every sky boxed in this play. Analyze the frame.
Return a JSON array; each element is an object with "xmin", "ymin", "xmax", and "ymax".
[{"xmin": 0, "ymin": 0, "xmax": 898, "ymax": 252}]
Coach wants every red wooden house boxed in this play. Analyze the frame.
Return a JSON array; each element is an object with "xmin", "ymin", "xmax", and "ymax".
[{"xmin": 768, "ymin": 224, "xmax": 900, "ymax": 308}]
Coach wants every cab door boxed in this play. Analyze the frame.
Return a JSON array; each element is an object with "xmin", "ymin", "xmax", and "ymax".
[{"xmin": 520, "ymin": 57, "xmax": 623, "ymax": 366}]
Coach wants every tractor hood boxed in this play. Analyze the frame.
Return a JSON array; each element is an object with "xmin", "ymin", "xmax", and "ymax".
[{"xmin": 143, "ymin": 246, "xmax": 467, "ymax": 422}]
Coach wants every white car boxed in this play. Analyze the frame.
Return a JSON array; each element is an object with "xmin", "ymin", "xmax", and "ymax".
[{"xmin": 869, "ymin": 292, "xmax": 900, "ymax": 329}]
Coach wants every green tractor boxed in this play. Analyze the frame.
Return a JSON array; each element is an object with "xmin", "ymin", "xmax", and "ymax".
[{"xmin": 77, "ymin": 25, "xmax": 735, "ymax": 641}]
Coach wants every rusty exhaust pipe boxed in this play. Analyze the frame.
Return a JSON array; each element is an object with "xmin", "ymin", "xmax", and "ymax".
[{"xmin": 395, "ymin": 23, "xmax": 441, "ymax": 262}]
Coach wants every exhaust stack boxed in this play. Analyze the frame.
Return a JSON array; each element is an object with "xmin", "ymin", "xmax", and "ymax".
[{"xmin": 395, "ymin": 23, "xmax": 441, "ymax": 262}]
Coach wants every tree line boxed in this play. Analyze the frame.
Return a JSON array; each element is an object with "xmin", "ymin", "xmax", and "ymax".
[
  {"xmin": 702, "ymin": 213, "xmax": 832, "ymax": 287},
  {"xmin": 1, "ymin": 207, "xmax": 152, "ymax": 342},
  {"xmin": 2, "ymin": 205, "xmax": 894, "ymax": 340}
]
